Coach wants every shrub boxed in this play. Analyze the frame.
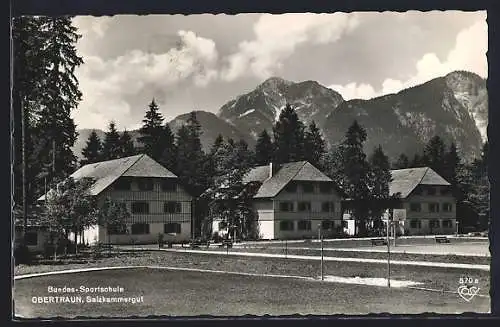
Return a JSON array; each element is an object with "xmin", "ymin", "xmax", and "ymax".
[
  {"xmin": 14, "ymin": 243, "xmax": 33, "ymax": 265},
  {"xmin": 212, "ymin": 232, "xmax": 221, "ymax": 243}
]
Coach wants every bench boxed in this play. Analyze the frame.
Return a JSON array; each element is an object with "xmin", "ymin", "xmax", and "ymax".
[
  {"xmin": 371, "ymin": 238, "xmax": 387, "ymax": 246},
  {"xmin": 218, "ymin": 239, "xmax": 233, "ymax": 248},
  {"xmin": 98, "ymin": 243, "xmax": 113, "ymax": 250},
  {"xmin": 435, "ymin": 236, "xmax": 450, "ymax": 244},
  {"xmin": 189, "ymin": 240, "xmax": 211, "ymax": 249}
]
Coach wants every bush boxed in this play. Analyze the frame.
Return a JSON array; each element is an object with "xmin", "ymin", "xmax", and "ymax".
[
  {"xmin": 14, "ymin": 243, "xmax": 33, "ymax": 265},
  {"xmin": 212, "ymin": 232, "xmax": 221, "ymax": 243}
]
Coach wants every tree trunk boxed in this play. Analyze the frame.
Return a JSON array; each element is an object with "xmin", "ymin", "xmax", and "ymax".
[{"xmin": 74, "ymin": 227, "xmax": 78, "ymax": 255}]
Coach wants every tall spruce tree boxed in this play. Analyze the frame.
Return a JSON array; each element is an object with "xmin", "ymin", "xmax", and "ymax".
[
  {"xmin": 102, "ymin": 121, "xmax": 122, "ymax": 160},
  {"xmin": 202, "ymin": 138, "xmax": 254, "ymax": 240},
  {"xmin": 205, "ymin": 134, "xmax": 225, "ymax": 179},
  {"xmin": 138, "ymin": 99, "xmax": 166, "ymax": 161},
  {"xmin": 423, "ymin": 136, "xmax": 446, "ymax": 175},
  {"xmin": 175, "ymin": 113, "xmax": 209, "ymax": 237},
  {"xmin": 368, "ymin": 145, "xmax": 392, "ymax": 234},
  {"xmin": 255, "ymin": 130, "xmax": 274, "ymax": 165},
  {"xmin": 81, "ymin": 130, "xmax": 102, "ymax": 165},
  {"xmin": 323, "ymin": 144, "xmax": 346, "ymax": 188},
  {"xmin": 273, "ymin": 104, "xmax": 306, "ymax": 164},
  {"xmin": 235, "ymin": 139, "xmax": 254, "ymax": 169},
  {"xmin": 119, "ymin": 130, "xmax": 136, "ymax": 157},
  {"xmin": 158, "ymin": 124, "xmax": 177, "ymax": 171},
  {"xmin": 341, "ymin": 120, "xmax": 371, "ymax": 236},
  {"xmin": 443, "ymin": 143, "xmax": 461, "ymax": 196},
  {"xmin": 304, "ymin": 120, "xmax": 326, "ymax": 168},
  {"xmin": 14, "ymin": 16, "xmax": 84, "ymax": 205},
  {"xmin": 394, "ymin": 153, "xmax": 410, "ymax": 169}
]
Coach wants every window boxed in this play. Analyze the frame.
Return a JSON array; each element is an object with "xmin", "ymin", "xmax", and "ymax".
[
  {"xmin": 321, "ymin": 220, "xmax": 334, "ymax": 230},
  {"xmin": 114, "ymin": 178, "xmax": 132, "ymax": 191},
  {"xmin": 429, "ymin": 203, "xmax": 440, "ymax": 213},
  {"xmin": 164, "ymin": 223, "xmax": 181, "ymax": 234},
  {"xmin": 319, "ymin": 183, "xmax": 332, "ymax": 194},
  {"xmin": 410, "ymin": 203, "xmax": 421, "ymax": 212},
  {"xmin": 442, "ymin": 220, "xmax": 453, "ymax": 228},
  {"xmin": 298, "ymin": 201, "xmax": 311, "ymax": 212},
  {"xmin": 25, "ymin": 231, "xmax": 38, "ymax": 246},
  {"xmin": 280, "ymin": 221, "xmax": 294, "ymax": 231},
  {"xmin": 108, "ymin": 223, "xmax": 127, "ymax": 235},
  {"xmin": 297, "ymin": 220, "xmax": 312, "ymax": 231},
  {"xmin": 443, "ymin": 203, "xmax": 453, "ymax": 212},
  {"xmin": 284, "ymin": 182, "xmax": 297, "ymax": 193},
  {"xmin": 321, "ymin": 202, "xmax": 335, "ymax": 212},
  {"xmin": 138, "ymin": 179, "xmax": 154, "ymax": 191},
  {"xmin": 132, "ymin": 202, "xmax": 149, "ymax": 214},
  {"xmin": 131, "ymin": 223, "xmax": 149, "ymax": 235},
  {"xmin": 302, "ymin": 182, "xmax": 314, "ymax": 193},
  {"xmin": 164, "ymin": 201, "xmax": 182, "ymax": 214},
  {"xmin": 429, "ymin": 219, "xmax": 440, "ymax": 228},
  {"xmin": 410, "ymin": 220, "xmax": 421, "ymax": 229},
  {"xmin": 427, "ymin": 187, "xmax": 436, "ymax": 195},
  {"xmin": 161, "ymin": 180, "xmax": 177, "ymax": 192},
  {"xmin": 279, "ymin": 202, "xmax": 294, "ymax": 212}
]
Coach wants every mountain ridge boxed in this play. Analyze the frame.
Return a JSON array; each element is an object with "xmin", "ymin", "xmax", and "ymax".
[{"xmin": 72, "ymin": 70, "xmax": 487, "ymax": 163}]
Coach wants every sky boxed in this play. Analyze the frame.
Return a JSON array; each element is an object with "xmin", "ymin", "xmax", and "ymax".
[{"xmin": 71, "ymin": 11, "xmax": 488, "ymax": 131}]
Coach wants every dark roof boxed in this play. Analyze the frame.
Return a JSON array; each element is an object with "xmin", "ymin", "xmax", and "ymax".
[
  {"xmin": 244, "ymin": 161, "xmax": 336, "ymax": 199},
  {"xmin": 390, "ymin": 167, "xmax": 451, "ymax": 198},
  {"xmin": 38, "ymin": 154, "xmax": 177, "ymax": 200}
]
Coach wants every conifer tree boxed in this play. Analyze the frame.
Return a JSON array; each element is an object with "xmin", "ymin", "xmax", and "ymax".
[
  {"xmin": 119, "ymin": 130, "xmax": 136, "ymax": 157},
  {"xmin": 175, "ymin": 113, "xmax": 209, "ymax": 237},
  {"xmin": 394, "ymin": 153, "xmax": 410, "ymax": 169},
  {"xmin": 341, "ymin": 120, "xmax": 371, "ymax": 236},
  {"xmin": 304, "ymin": 120, "xmax": 326, "ymax": 168},
  {"xmin": 138, "ymin": 99, "xmax": 166, "ymax": 161},
  {"xmin": 101, "ymin": 121, "xmax": 122, "ymax": 160},
  {"xmin": 13, "ymin": 16, "xmax": 84, "ymax": 207},
  {"xmin": 273, "ymin": 104, "xmax": 306, "ymax": 164},
  {"xmin": 158, "ymin": 124, "xmax": 177, "ymax": 171},
  {"xmin": 368, "ymin": 145, "xmax": 392, "ymax": 233},
  {"xmin": 423, "ymin": 136, "xmax": 446, "ymax": 175},
  {"xmin": 255, "ymin": 130, "xmax": 274, "ymax": 166},
  {"xmin": 81, "ymin": 130, "xmax": 102, "ymax": 165}
]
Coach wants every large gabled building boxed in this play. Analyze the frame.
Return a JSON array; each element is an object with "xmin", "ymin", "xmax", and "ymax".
[
  {"xmin": 39, "ymin": 154, "xmax": 193, "ymax": 245},
  {"xmin": 389, "ymin": 167, "xmax": 457, "ymax": 235},
  {"xmin": 212, "ymin": 161, "xmax": 345, "ymax": 240}
]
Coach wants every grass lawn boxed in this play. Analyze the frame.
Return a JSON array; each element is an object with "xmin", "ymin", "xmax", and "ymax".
[
  {"xmin": 14, "ymin": 267, "xmax": 490, "ymax": 318},
  {"xmin": 200, "ymin": 246, "xmax": 490, "ymax": 265},
  {"xmin": 15, "ymin": 250, "xmax": 491, "ymax": 296}
]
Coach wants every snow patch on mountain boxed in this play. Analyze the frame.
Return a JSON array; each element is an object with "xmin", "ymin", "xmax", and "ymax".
[{"xmin": 239, "ymin": 109, "xmax": 255, "ymax": 118}]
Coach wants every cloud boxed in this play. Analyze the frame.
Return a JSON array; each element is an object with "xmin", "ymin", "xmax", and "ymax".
[
  {"xmin": 221, "ymin": 13, "xmax": 360, "ymax": 81},
  {"xmin": 329, "ymin": 16, "xmax": 487, "ymax": 100},
  {"xmin": 74, "ymin": 30, "xmax": 219, "ymax": 130},
  {"xmin": 72, "ymin": 16, "xmax": 112, "ymax": 38},
  {"xmin": 327, "ymin": 82, "xmax": 378, "ymax": 100}
]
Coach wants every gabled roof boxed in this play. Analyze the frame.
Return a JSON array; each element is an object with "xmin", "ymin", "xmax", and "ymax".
[
  {"xmin": 390, "ymin": 167, "xmax": 450, "ymax": 198},
  {"xmin": 38, "ymin": 154, "xmax": 177, "ymax": 200},
  {"xmin": 244, "ymin": 161, "xmax": 335, "ymax": 199}
]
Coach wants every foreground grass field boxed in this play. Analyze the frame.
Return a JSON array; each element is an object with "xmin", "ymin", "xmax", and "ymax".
[
  {"xmin": 14, "ymin": 267, "xmax": 490, "ymax": 318},
  {"xmin": 15, "ymin": 250, "xmax": 490, "ymax": 296}
]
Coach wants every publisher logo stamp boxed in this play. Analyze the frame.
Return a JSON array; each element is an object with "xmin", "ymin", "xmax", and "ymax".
[{"xmin": 458, "ymin": 277, "xmax": 480, "ymax": 302}]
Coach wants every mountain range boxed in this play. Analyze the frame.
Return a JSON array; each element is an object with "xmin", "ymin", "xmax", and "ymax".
[{"xmin": 72, "ymin": 70, "xmax": 487, "ymax": 164}]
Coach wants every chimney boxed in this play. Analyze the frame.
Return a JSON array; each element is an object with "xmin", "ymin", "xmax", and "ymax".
[{"xmin": 269, "ymin": 162, "xmax": 279, "ymax": 178}]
